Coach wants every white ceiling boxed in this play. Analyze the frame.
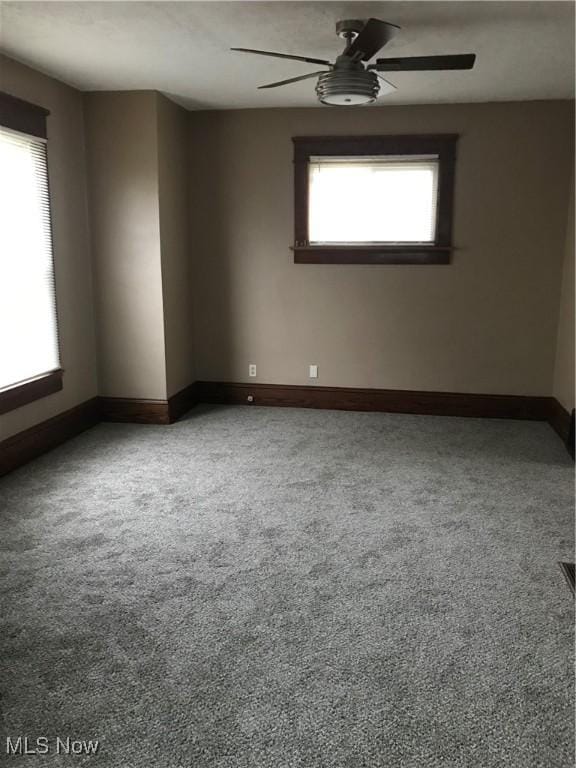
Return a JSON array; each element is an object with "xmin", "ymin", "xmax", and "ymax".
[{"xmin": 0, "ymin": 1, "xmax": 574, "ymax": 110}]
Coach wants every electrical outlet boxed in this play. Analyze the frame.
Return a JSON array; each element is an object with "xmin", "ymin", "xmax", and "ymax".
[
  {"xmin": 309, "ymin": 365, "xmax": 318, "ymax": 379},
  {"xmin": 248, "ymin": 364, "xmax": 257, "ymax": 377}
]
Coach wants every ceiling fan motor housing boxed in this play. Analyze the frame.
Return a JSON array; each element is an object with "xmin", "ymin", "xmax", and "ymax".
[{"xmin": 316, "ymin": 57, "xmax": 379, "ymax": 105}]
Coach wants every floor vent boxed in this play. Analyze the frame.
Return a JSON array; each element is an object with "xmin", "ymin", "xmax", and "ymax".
[{"xmin": 558, "ymin": 562, "xmax": 575, "ymax": 595}]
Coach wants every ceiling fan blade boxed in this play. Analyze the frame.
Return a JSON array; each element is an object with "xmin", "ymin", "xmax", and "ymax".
[
  {"xmin": 258, "ymin": 71, "xmax": 327, "ymax": 89},
  {"xmin": 375, "ymin": 74, "xmax": 397, "ymax": 95},
  {"xmin": 231, "ymin": 47, "xmax": 331, "ymax": 66},
  {"xmin": 371, "ymin": 54, "xmax": 476, "ymax": 72},
  {"xmin": 344, "ymin": 18, "xmax": 400, "ymax": 62}
]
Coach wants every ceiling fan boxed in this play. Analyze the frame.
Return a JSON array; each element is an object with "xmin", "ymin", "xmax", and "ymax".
[{"xmin": 232, "ymin": 18, "xmax": 476, "ymax": 106}]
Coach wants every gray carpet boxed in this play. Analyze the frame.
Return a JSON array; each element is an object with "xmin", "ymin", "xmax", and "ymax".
[{"xmin": 0, "ymin": 405, "xmax": 573, "ymax": 767}]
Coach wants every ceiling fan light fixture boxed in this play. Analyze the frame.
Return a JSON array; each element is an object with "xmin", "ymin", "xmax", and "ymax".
[{"xmin": 315, "ymin": 69, "xmax": 379, "ymax": 106}]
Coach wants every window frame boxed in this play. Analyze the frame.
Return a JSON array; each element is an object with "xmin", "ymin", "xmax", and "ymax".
[
  {"xmin": 292, "ymin": 134, "xmax": 458, "ymax": 265},
  {"xmin": 0, "ymin": 91, "xmax": 63, "ymax": 414}
]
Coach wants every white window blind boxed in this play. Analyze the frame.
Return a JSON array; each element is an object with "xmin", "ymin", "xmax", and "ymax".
[
  {"xmin": 308, "ymin": 155, "xmax": 439, "ymax": 244},
  {"xmin": 0, "ymin": 126, "xmax": 60, "ymax": 391}
]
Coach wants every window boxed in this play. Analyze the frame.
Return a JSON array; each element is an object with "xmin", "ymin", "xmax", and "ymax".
[
  {"xmin": 0, "ymin": 92, "xmax": 62, "ymax": 415},
  {"xmin": 308, "ymin": 156, "xmax": 439, "ymax": 244},
  {"xmin": 292, "ymin": 135, "xmax": 458, "ymax": 264}
]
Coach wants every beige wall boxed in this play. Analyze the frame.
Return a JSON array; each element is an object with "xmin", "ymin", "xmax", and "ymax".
[
  {"xmin": 553, "ymin": 171, "xmax": 575, "ymax": 412},
  {"xmin": 157, "ymin": 94, "xmax": 195, "ymax": 397},
  {"xmin": 0, "ymin": 64, "xmax": 572, "ymax": 444},
  {"xmin": 84, "ymin": 92, "xmax": 167, "ymax": 400},
  {"xmin": 0, "ymin": 55, "xmax": 97, "ymax": 440},
  {"xmin": 188, "ymin": 101, "xmax": 573, "ymax": 395},
  {"xmin": 84, "ymin": 91, "xmax": 195, "ymax": 401}
]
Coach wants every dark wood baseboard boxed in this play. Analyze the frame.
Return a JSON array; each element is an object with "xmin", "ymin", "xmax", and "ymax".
[
  {"xmin": 98, "ymin": 383, "xmax": 199, "ymax": 425},
  {"xmin": 0, "ymin": 385, "xmax": 199, "ymax": 476},
  {"xmin": 2, "ymin": 383, "xmax": 572, "ymax": 477},
  {"xmin": 548, "ymin": 398, "xmax": 571, "ymax": 443},
  {"xmin": 168, "ymin": 382, "xmax": 199, "ymax": 423},
  {"xmin": 548, "ymin": 399, "xmax": 575, "ymax": 459},
  {"xmin": 196, "ymin": 381, "xmax": 551, "ymax": 421},
  {"xmin": 98, "ymin": 397, "xmax": 171, "ymax": 425},
  {"xmin": 0, "ymin": 398, "xmax": 99, "ymax": 477}
]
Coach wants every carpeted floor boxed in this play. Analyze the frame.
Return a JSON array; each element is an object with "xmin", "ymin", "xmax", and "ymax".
[{"xmin": 0, "ymin": 405, "xmax": 574, "ymax": 767}]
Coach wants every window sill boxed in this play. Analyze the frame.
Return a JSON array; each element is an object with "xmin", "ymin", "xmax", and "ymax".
[
  {"xmin": 0, "ymin": 370, "xmax": 63, "ymax": 415},
  {"xmin": 292, "ymin": 245, "xmax": 451, "ymax": 265}
]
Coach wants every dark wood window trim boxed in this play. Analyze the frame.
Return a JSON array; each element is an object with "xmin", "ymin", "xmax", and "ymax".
[
  {"xmin": 0, "ymin": 370, "xmax": 63, "ymax": 415},
  {"xmin": 292, "ymin": 134, "xmax": 458, "ymax": 265},
  {"xmin": 0, "ymin": 91, "xmax": 49, "ymax": 138}
]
